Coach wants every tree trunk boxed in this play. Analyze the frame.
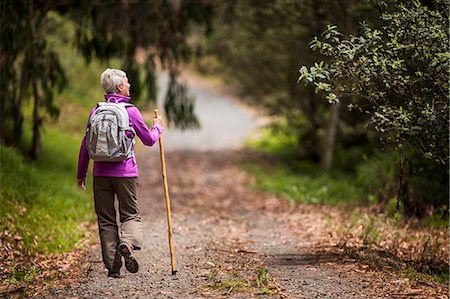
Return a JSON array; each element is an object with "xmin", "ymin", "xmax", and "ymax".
[
  {"xmin": 321, "ymin": 102, "xmax": 340, "ymax": 170},
  {"xmin": 30, "ymin": 78, "xmax": 42, "ymax": 159},
  {"xmin": 296, "ymin": 0, "xmax": 328, "ymax": 162},
  {"xmin": 298, "ymin": 87, "xmax": 322, "ymax": 162},
  {"xmin": 0, "ymin": 94, "xmax": 5, "ymax": 142}
]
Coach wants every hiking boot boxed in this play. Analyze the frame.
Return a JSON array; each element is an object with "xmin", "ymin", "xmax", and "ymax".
[
  {"xmin": 118, "ymin": 242, "xmax": 139, "ymax": 273},
  {"xmin": 107, "ymin": 272, "xmax": 121, "ymax": 278}
]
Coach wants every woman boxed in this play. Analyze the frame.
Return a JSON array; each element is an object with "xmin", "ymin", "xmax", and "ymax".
[{"xmin": 77, "ymin": 68, "xmax": 163, "ymax": 278}]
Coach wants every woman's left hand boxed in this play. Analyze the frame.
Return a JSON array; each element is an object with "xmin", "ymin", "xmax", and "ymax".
[{"xmin": 77, "ymin": 178, "xmax": 86, "ymax": 190}]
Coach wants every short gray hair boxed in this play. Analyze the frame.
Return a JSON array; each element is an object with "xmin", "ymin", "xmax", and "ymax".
[{"xmin": 100, "ymin": 68, "xmax": 127, "ymax": 94}]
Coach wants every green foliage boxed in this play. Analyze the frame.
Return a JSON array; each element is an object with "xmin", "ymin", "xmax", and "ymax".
[
  {"xmin": 420, "ymin": 211, "xmax": 449, "ymax": 228},
  {"xmin": 0, "ymin": 129, "xmax": 94, "ymax": 254},
  {"xmin": 402, "ymin": 266, "xmax": 448, "ymax": 284},
  {"xmin": 432, "ymin": 272, "xmax": 450, "ymax": 284},
  {"xmin": 386, "ymin": 197, "xmax": 404, "ymax": 221},
  {"xmin": 259, "ymin": 288, "xmax": 276, "ymax": 295},
  {"xmin": 212, "ymin": 278, "xmax": 248, "ymax": 291},
  {"xmin": 245, "ymin": 126, "xmax": 389, "ymax": 206},
  {"xmin": 8, "ymin": 266, "xmax": 42, "ymax": 284},
  {"xmin": 47, "ymin": 12, "xmax": 116, "ymax": 131},
  {"xmin": 253, "ymin": 267, "xmax": 276, "ymax": 295},
  {"xmin": 207, "ymin": 266, "xmax": 276, "ymax": 294},
  {"xmin": 298, "ymin": 1, "xmax": 449, "ymax": 215},
  {"xmin": 405, "ymin": 266, "xmax": 419, "ymax": 281},
  {"xmin": 246, "ymin": 120, "xmax": 300, "ymax": 159},
  {"xmin": 1, "ymin": 1, "xmax": 214, "ymax": 158}
]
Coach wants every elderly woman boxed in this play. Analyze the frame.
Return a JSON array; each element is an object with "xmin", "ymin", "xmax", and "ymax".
[{"xmin": 77, "ymin": 68, "xmax": 163, "ymax": 278}]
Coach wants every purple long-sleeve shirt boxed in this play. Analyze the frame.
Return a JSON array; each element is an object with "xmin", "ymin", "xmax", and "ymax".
[{"xmin": 77, "ymin": 94, "xmax": 162, "ymax": 179}]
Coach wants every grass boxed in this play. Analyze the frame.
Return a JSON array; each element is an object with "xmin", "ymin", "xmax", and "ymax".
[
  {"xmin": 212, "ymin": 278, "xmax": 249, "ymax": 291},
  {"xmin": 207, "ymin": 264, "xmax": 277, "ymax": 295},
  {"xmin": 207, "ymin": 266, "xmax": 249, "ymax": 293},
  {"xmin": 253, "ymin": 267, "xmax": 272, "ymax": 287},
  {"xmin": 242, "ymin": 163, "xmax": 365, "ymax": 206},
  {"xmin": 0, "ymin": 127, "xmax": 94, "ymax": 255}
]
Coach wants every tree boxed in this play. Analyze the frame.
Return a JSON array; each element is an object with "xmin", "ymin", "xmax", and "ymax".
[
  {"xmin": 1, "ymin": 1, "xmax": 66, "ymax": 158},
  {"xmin": 298, "ymin": 0, "xmax": 449, "ymax": 215},
  {"xmin": 0, "ymin": 0, "xmax": 213, "ymax": 158}
]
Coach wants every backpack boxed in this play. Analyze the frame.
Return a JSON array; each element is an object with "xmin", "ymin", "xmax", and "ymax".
[{"xmin": 86, "ymin": 102, "xmax": 135, "ymax": 162}]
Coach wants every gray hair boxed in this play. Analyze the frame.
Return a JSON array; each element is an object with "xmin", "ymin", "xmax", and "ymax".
[{"xmin": 100, "ymin": 68, "xmax": 127, "ymax": 94}]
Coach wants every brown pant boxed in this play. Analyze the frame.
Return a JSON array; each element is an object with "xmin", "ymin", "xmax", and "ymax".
[{"xmin": 93, "ymin": 176, "xmax": 143, "ymax": 273}]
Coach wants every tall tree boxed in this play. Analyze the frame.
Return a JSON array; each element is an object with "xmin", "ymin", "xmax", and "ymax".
[{"xmin": 1, "ymin": 1, "xmax": 66, "ymax": 158}]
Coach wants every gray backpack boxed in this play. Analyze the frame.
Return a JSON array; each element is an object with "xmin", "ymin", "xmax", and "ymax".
[{"xmin": 86, "ymin": 102, "xmax": 135, "ymax": 162}]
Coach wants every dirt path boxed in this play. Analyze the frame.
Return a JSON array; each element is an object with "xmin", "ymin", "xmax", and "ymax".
[{"xmin": 42, "ymin": 149, "xmax": 443, "ymax": 299}]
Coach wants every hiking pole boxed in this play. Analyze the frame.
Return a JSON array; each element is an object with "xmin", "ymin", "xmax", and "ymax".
[{"xmin": 154, "ymin": 109, "xmax": 177, "ymax": 275}]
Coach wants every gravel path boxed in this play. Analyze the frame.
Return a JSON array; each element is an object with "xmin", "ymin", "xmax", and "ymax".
[{"xmin": 45, "ymin": 150, "xmax": 420, "ymax": 298}]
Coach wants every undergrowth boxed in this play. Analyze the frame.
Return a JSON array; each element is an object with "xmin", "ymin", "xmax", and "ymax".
[
  {"xmin": 244, "ymin": 123, "xmax": 368, "ymax": 206},
  {"xmin": 336, "ymin": 209, "xmax": 449, "ymax": 282}
]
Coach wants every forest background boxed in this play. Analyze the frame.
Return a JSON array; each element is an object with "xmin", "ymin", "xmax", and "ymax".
[{"xmin": 0, "ymin": 0, "xmax": 448, "ymax": 291}]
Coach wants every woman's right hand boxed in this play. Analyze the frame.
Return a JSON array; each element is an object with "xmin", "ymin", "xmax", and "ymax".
[{"xmin": 153, "ymin": 115, "xmax": 164, "ymax": 127}]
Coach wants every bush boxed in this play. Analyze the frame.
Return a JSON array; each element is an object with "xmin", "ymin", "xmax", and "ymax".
[
  {"xmin": 355, "ymin": 151, "xmax": 398, "ymax": 204},
  {"xmin": 299, "ymin": 1, "xmax": 449, "ymax": 216}
]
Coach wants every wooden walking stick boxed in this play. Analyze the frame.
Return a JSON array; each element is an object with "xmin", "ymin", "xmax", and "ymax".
[{"xmin": 154, "ymin": 109, "xmax": 177, "ymax": 275}]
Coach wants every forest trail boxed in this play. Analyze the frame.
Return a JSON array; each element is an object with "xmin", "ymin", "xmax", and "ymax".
[{"xmin": 45, "ymin": 73, "xmax": 444, "ymax": 298}]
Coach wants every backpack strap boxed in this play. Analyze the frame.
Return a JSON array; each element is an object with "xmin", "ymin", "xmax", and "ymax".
[
  {"xmin": 120, "ymin": 103, "xmax": 136, "ymax": 134},
  {"xmin": 119, "ymin": 103, "xmax": 137, "ymax": 161}
]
